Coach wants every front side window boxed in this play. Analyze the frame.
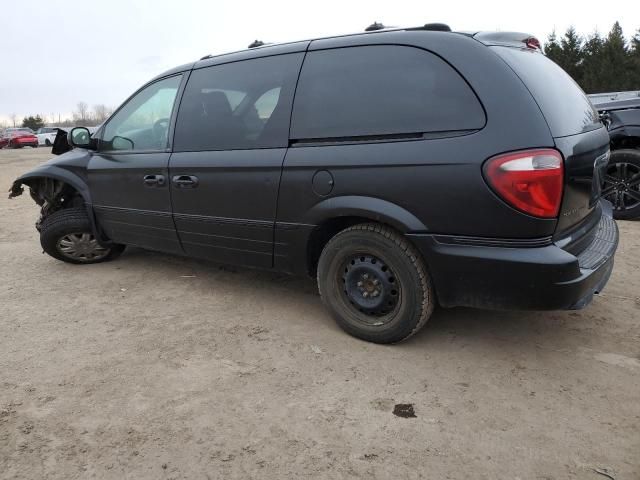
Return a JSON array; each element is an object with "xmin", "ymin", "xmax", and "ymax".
[
  {"xmin": 291, "ymin": 45, "xmax": 486, "ymax": 139},
  {"xmin": 101, "ymin": 75, "xmax": 182, "ymax": 151},
  {"xmin": 173, "ymin": 53, "xmax": 304, "ymax": 151}
]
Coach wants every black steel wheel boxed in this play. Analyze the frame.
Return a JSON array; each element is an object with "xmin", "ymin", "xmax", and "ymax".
[
  {"xmin": 602, "ymin": 149, "xmax": 640, "ymax": 220},
  {"xmin": 317, "ymin": 223, "xmax": 434, "ymax": 344},
  {"xmin": 341, "ymin": 254, "xmax": 401, "ymax": 320}
]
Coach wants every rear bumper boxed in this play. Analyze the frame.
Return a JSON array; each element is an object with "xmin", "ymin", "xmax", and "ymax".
[{"xmin": 408, "ymin": 201, "xmax": 618, "ymax": 310}]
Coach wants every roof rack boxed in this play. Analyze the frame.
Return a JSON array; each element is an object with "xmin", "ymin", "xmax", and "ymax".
[{"xmin": 248, "ymin": 40, "xmax": 266, "ymax": 48}]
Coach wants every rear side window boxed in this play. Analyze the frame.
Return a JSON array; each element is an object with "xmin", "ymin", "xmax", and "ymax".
[
  {"xmin": 492, "ymin": 47, "xmax": 600, "ymax": 137},
  {"xmin": 174, "ymin": 53, "xmax": 304, "ymax": 151},
  {"xmin": 291, "ymin": 45, "xmax": 485, "ymax": 139}
]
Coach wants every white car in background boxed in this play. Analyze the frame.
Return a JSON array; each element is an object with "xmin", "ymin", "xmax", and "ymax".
[
  {"xmin": 36, "ymin": 127, "xmax": 64, "ymax": 146},
  {"xmin": 36, "ymin": 126, "xmax": 101, "ymax": 147}
]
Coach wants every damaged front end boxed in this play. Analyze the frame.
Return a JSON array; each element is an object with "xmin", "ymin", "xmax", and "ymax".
[
  {"xmin": 8, "ymin": 140, "xmax": 94, "ymax": 232},
  {"xmin": 9, "ymin": 177, "xmax": 85, "ymax": 231}
]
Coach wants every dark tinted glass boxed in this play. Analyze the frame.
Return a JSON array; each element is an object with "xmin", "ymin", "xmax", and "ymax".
[
  {"xmin": 291, "ymin": 45, "xmax": 485, "ymax": 139},
  {"xmin": 174, "ymin": 53, "xmax": 304, "ymax": 151},
  {"xmin": 492, "ymin": 46, "xmax": 600, "ymax": 137}
]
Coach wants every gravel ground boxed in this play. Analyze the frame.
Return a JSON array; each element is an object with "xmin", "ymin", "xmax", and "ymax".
[{"xmin": 1, "ymin": 147, "xmax": 639, "ymax": 480}]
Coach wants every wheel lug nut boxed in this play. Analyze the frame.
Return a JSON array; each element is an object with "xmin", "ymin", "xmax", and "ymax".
[
  {"xmin": 357, "ymin": 281, "xmax": 363, "ymax": 287},
  {"xmin": 363, "ymin": 292, "xmax": 369, "ymax": 298},
  {"xmin": 363, "ymin": 274, "xmax": 369, "ymax": 280},
  {"xmin": 373, "ymin": 279, "xmax": 379, "ymax": 286}
]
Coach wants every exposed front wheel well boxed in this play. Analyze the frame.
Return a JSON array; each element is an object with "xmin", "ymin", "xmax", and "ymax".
[{"xmin": 10, "ymin": 177, "xmax": 87, "ymax": 231}]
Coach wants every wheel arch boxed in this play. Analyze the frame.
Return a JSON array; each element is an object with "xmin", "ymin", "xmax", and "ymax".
[
  {"xmin": 10, "ymin": 166, "xmax": 92, "ymax": 204},
  {"xmin": 609, "ymin": 129, "xmax": 640, "ymax": 150},
  {"xmin": 9, "ymin": 167, "xmax": 107, "ymax": 244},
  {"xmin": 303, "ymin": 196, "xmax": 428, "ymax": 275}
]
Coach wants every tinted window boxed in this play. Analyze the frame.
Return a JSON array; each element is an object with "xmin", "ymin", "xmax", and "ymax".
[
  {"xmin": 174, "ymin": 54, "xmax": 304, "ymax": 151},
  {"xmin": 492, "ymin": 47, "xmax": 600, "ymax": 137},
  {"xmin": 101, "ymin": 75, "xmax": 182, "ymax": 151},
  {"xmin": 291, "ymin": 46, "xmax": 485, "ymax": 139}
]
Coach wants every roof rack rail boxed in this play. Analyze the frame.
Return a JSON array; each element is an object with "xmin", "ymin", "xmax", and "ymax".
[
  {"xmin": 248, "ymin": 40, "xmax": 266, "ymax": 48},
  {"xmin": 365, "ymin": 22, "xmax": 385, "ymax": 32}
]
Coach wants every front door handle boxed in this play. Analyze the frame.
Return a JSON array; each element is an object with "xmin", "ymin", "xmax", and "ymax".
[
  {"xmin": 172, "ymin": 175, "xmax": 199, "ymax": 188},
  {"xmin": 143, "ymin": 174, "xmax": 165, "ymax": 186}
]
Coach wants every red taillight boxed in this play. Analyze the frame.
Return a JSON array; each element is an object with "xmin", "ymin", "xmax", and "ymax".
[{"xmin": 483, "ymin": 149, "xmax": 564, "ymax": 218}]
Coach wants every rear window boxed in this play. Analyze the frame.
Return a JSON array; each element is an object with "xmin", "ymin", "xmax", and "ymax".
[
  {"xmin": 291, "ymin": 45, "xmax": 486, "ymax": 139},
  {"xmin": 492, "ymin": 47, "xmax": 600, "ymax": 137}
]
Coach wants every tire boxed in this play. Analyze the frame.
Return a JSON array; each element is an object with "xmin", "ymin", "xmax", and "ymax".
[
  {"xmin": 317, "ymin": 223, "xmax": 435, "ymax": 344},
  {"xmin": 45, "ymin": 139, "xmax": 51, "ymax": 147},
  {"xmin": 602, "ymin": 149, "xmax": 640, "ymax": 220},
  {"xmin": 39, "ymin": 207, "xmax": 125, "ymax": 264}
]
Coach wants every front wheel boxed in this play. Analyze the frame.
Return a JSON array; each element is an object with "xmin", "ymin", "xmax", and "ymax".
[
  {"xmin": 317, "ymin": 223, "xmax": 435, "ymax": 344},
  {"xmin": 39, "ymin": 207, "xmax": 125, "ymax": 264},
  {"xmin": 602, "ymin": 149, "xmax": 640, "ymax": 220}
]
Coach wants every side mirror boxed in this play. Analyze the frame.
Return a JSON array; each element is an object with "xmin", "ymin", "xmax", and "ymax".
[{"xmin": 68, "ymin": 127, "xmax": 92, "ymax": 148}]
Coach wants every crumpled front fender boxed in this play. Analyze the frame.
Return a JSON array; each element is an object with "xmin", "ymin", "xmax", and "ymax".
[{"xmin": 9, "ymin": 165, "xmax": 91, "ymax": 204}]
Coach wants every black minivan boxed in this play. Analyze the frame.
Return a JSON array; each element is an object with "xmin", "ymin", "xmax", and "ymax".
[{"xmin": 10, "ymin": 25, "xmax": 618, "ymax": 343}]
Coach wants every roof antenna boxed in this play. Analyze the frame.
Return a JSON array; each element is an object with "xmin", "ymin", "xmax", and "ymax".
[
  {"xmin": 365, "ymin": 22, "xmax": 385, "ymax": 32},
  {"xmin": 248, "ymin": 40, "xmax": 265, "ymax": 48}
]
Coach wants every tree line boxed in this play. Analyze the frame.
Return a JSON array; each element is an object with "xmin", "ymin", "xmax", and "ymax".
[
  {"xmin": 544, "ymin": 21, "xmax": 640, "ymax": 94},
  {"xmin": 0, "ymin": 102, "xmax": 114, "ymax": 131}
]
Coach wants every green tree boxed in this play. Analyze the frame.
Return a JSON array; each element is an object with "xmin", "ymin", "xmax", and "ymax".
[
  {"xmin": 21, "ymin": 115, "xmax": 45, "ymax": 131},
  {"xmin": 629, "ymin": 29, "xmax": 640, "ymax": 89},
  {"xmin": 600, "ymin": 21, "xmax": 629, "ymax": 91},
  {"xmin": 559, "ymin": 26, "xmax": 584, "ymax": 86},
  {"xmin": 544, "ymin": 30, "xmax": 563, "ymax": 64},
  {"xmin": 581, "ymin": 31, "xmax": 606, "ymax": 93}
]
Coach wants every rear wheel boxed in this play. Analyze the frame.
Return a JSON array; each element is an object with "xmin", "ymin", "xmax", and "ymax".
[
  {"xmin": 317, "ymin": 223, "xmax": 434, "ymax": 344},
  {"xmin": 602, "ymin": 149, "xmax": 640, "ymax": 220},
  {"xmin": 40, "ymin": 207, "xmax": 125, "ymax": 264}
]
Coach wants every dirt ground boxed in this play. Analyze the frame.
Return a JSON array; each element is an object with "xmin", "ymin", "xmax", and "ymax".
[{"xmin": 0, "ymin": 147, "xmax": 638, "ymax": 480}]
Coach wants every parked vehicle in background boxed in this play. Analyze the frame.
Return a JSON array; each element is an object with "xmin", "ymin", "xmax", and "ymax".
[
  {"xmin": 37, "ymin": 126, "xmax": 101, "ymax": 148},
  {"xmin": 0, "ymin": 128, "xmax": 38, "ymax": 149},
  {"xmin": 11, "ymin": 25, "xmax": 618, "ymax": 343},
  {"xmin": 36, "ymin": 127, "xmax": 63, "ymax": 146},
  {"xmin": 590, "ymin": 94, "xmax": 640, "ymax": 220}
]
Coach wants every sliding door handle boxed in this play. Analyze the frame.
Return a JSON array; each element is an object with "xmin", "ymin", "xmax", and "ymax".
[
  {"xmin": 143, "ymin": 174, "xmax": 165, "ymax": 186},
  {"xmin": 172, "ymin": 175, "xmax": 199, "ymax": 188}
]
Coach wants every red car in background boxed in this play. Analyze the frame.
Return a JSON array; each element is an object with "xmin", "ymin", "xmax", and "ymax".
[{"xmin": 0, "ymin": 128, "xmax": 39, "ymax": 149}]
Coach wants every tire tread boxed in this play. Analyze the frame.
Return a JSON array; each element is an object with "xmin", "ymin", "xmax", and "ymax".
[{"xmin": 317, "ymin": 223, "xmax": 434, "ymax": 343}]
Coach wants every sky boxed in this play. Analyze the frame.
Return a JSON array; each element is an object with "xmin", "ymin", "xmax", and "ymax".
[{"xmin": 1, "ymin": 0, "xmax": 638, "ymax": 126}]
